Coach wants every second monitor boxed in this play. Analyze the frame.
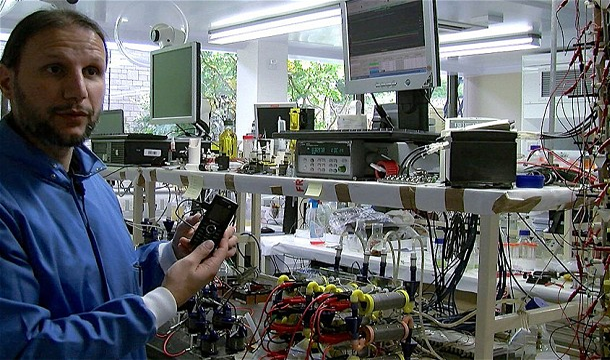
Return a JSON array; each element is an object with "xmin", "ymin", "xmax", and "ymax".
[{"xmin": 254, "ymin": 102, "xmax": 314, "ymax": 139}]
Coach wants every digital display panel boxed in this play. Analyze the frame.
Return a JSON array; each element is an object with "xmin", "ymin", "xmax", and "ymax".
[
  {"xmin": 298, "ymin": 142, "xmax": 351, "ymax": 156},
  {"xmin": 207, "ymin": 202, "xmax": 234, "ymax": 223}
]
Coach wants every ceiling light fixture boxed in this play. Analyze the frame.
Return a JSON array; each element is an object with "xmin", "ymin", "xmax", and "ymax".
[
  {"xmin": 209, "ymin": 5, "xmax": 341, "ymax": 45},
  {"xmin": 439, "ymin": 24, "xmax": 541, "ymax": 58}
]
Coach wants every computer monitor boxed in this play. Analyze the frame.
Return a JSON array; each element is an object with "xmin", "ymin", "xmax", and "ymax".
[
  {"xmin": 149, "ymin": 42, "xmax": 202, "ymax": 126},
  {"xmin": 254, "ymin": 102, "xmax": 297, "ymax": 139},
  {"xmin": 90, "ymin": 109, "xmax": 124, "ymax": 137},
  {"xmin": 341, "ymin": 0, "xmax": 441, "ymax": 131}
]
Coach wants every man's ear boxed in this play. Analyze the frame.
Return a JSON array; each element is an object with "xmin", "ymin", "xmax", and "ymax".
[{"xmin": 0, "ymin": 65, "xmax": 14, "ymax": 100}]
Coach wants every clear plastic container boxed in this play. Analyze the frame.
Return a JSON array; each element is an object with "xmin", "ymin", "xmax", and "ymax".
[
  {"xmin": 518, "ymin": 229, "xmax": 534, "ymax": 260},
  {"xmin": 346, "ymin": 219, "xmax": 367, "ymax": 253},
  {"xmin": 519, "ymin": 229, "xmax": 538, "ymax": 272},
  {"xmin": 367, "ymin": 223, "xmax": 384, "ymax": 256},
  {"xmin": 307, "ymin": 199, "xmax": 324, "ymax": 244}
]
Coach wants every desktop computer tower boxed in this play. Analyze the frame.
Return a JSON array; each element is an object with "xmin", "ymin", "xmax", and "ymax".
[{"xmin": 91, "ymin": 136, "xmax": 169, "ymax": 166}]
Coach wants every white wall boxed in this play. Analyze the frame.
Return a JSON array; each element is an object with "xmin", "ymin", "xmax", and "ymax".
[
  {"xmin": 236, "ymin": 39, "xmax": 289, "ymax": 139},
  {"xmin": 462, "ymin": 72, "xmax": 522, "ymax": 123}
]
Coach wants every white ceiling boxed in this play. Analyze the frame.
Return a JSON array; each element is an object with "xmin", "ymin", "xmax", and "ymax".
[{"xmin": 0, "ymin": 0, "xmax": 585, "ymax": 76}]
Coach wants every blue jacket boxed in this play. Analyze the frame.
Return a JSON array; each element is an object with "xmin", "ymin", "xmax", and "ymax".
[{"xmin": 0, "ymin": 115, "xmax": 165, "ymax": 359}]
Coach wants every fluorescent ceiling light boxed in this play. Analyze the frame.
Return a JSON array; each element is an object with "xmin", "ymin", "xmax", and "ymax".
[
  {"xmin": 211, "ymin": 0, "xmax": 340, "ymax": 28},
  {"xmin": 439, "ymin": 25, "xmax": 541, "ymax": 58},
  {"xmin": 439, "ymin": 24, "xmax": 534, "ymax": 43},
  {"xmin": 209, "ymin": 6, "xmax": 341, "ymax": 45}
]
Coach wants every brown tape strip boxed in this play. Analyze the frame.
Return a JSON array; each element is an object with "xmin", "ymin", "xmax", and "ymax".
[
  {"xmin": 119, "ymin": 171, "xmax": 126, "ymax": 181},
  {"xmin": 399, "ymin": 186, "xmax": 416, "ymax": 209},
  {"xmin": 335, "ymin": 184, "xmax": 351, "ymax": 203},
  {"xmin": 492, "ymin": 193, "xmax": 542, "ymax": 214},
  {"xmin": 270, "ymin": 185, "xmax": 283, "ymax": 195},
  {"xmin": 445, "ymin": 188, "xmax": 465, "ymax": 212},
  {"xmin": 225, "ymin": 174, "xmax": 236, "ymax": 191},
  {"xmin": 136, "ymin": 174, "xmax": 145, "ymax": 187},
  {"xmin": 150, "ymin": 169, "xmax": 157, "ymax": 184},
  {"xmin": 179, "ymin": 175, "xmax": 189, "ymax": 187}
]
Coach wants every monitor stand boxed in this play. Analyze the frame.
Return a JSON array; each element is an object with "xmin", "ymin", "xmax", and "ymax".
[{"xmin": 396, "ymin": 89, "xmax": 430, "ymax": 131}]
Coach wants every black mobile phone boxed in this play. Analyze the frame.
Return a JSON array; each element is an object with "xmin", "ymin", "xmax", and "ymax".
[{"xmin": 190, "ymin": 195, "xmax": 238, "ymax": 250}]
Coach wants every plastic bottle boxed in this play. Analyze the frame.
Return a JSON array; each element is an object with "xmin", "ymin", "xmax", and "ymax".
[
  {"xmin": 219, "ymin": 121, "xmax": 238, "ymax": 159},
  {"xmin": 277, "ymin": 116, "xmax": 287, "ymax": 152},
  {"xmin": 242, "ymin": 134, "xmax": 255, "ymax": 159},
  {"xmin": 533, "ymin": 233, "xmax": 549, "ymax": 269},
  {"xmin": 509, "ymin": 236, "xmax": 521, "ymax": 266},
  {"xmin": 528, "ymin": 144, "xmax": 546, "ymax": 164},
  {"xmin": 509, "ymin": 298, "xmax": 555, "ymax": 359},
  {"xmin": 307, "ymin": 200, "xmax": 324, "ymax": 244},
  {"xmin": 509, "ymin": 326, "xmax": 537, "ymax": 359},
  {"xmin": 518, "ymin": 229, "xmax": 535, "ymax": 271}
]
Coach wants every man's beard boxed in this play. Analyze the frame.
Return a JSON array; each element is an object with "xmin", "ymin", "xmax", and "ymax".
[{"xmin": 11, "ymin": 81, "xmax": 99, "ymax": 148}]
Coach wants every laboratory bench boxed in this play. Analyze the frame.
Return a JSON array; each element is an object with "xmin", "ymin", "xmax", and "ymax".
[{"xmin": 102, "ymin": 166, "xmax": 579, "ymax": 360}]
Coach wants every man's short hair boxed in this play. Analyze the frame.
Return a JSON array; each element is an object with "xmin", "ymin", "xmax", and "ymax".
[{"xmin": 0, "ymin": 9, "xmax": 108, "ymax": 69}]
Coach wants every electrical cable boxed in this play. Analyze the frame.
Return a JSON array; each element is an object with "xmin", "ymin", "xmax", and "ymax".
[
  {"xmin": 370, "ymin": 93, "xmax": 394, "ymax": 129},
  {"xmin": 413, "ymin": 235, "xmax": 444, "ymax": 360},
  {"xmin": 240, "ymin": 232, "xmax": 262, "ymax": 270}
]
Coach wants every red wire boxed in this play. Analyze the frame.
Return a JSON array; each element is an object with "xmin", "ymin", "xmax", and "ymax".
[
  {"xmin": 243, "ymin": 282, "xmax": 292, "ymax": 360},
  {"xmin": 285, "ymin": 293, "xmax": 334, "ymax": 355},
  {"xmin": 235, "ymin": 306, "xmax": 254, "ymax": 316},
  {"xmin": 162, "ymin": 330, "xmax": 188, "ymax": 357}
]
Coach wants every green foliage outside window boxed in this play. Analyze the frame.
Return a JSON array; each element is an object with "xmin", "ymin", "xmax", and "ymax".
[{"xmin": 130, "ymin": 52, "xmax": 459, "ymax": 135}]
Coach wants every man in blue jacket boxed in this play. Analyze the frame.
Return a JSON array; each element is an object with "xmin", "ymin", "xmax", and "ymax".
[{"xmin": 0, "ymin": 8, "xmax": 238, "ymax": 359}]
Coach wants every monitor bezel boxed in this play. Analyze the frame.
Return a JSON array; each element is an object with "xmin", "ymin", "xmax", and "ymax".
[
  {"xmin": 253, "ymin": 102, "xmax": 298, "ymax": 139},
  {"xmin": 149, "ymin": 41, "xmax": 201, "ymax": 125},
  {"xmin": 341, "ymin": 0, "xmax": 441, "ymax": 95}
]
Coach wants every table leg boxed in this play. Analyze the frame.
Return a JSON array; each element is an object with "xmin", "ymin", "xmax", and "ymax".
[{"xmin": 474, "ymin": 214, "xmax": 499, "ymax": 359}]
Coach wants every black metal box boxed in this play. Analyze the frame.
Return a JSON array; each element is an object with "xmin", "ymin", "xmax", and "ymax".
[
  {"xmin": 444, "ymin": 130, "xmax": 517, "ymax": 188},
  {"xmin": 91, "ymin": 138, "xmax": 169, "ymax": 166}
]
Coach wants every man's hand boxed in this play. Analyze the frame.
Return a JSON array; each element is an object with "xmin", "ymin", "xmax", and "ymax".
[
  {"xmin": 164, "ymin": 226, "xmax": 238, "ymax": 306},
  {"xmin": 171, "ymin": 213, "xmax": 201, "ymax": 259},
  {"xmin": 172, "ymin": 214, "xmax": 238, "ymax": 260}
]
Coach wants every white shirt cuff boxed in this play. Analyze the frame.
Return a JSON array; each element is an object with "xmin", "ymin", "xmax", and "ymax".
[
  {"xmin": 158, "ymin": 241, "xmax": 177, "ymax": 274},
  {"xmin": 142, "ymin": 287, "xmax": 178, "ymax": 329}
]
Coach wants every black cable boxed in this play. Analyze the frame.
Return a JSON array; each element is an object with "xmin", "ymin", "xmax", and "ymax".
[
  {"xmin": 426, "ymin": 213, "xmax": 478, "ymax": 316},
  {"xmin": 400, "ymin": 146, "xmax": 427, "ymax": 175},
  {"xmin": 273, "ymin": 255, "xmax": 294, "ymax": 277},
  {"xmin": 370, "ymin": 93, "xmax": 394, "ymax": 129},
  {"xmin": 496, "ymin": 230, "xmax": 507, "ymax": 301},
  {"xmin": 240, "ymin": 232, "xmax": 262, "ymax": 270},
  {"xmin": 269, "ymin": 255, "xmax": 280, "ymax": 274}
]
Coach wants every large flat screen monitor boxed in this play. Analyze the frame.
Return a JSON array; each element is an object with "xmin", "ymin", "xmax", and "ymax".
[
  {"xmin": 254, "ymin": 102, "xmax": 297, "ymax": 139},
  {"xmin": 341, "ymin": 0, "xmax": 440, "ymax": 131},
  {"xmin": 149, "ymin": 42, "xmax": 201, "ymax": 126}
]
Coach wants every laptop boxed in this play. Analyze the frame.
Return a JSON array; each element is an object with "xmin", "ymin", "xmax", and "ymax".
[{"xmin": 90, "ymin": 109, "xmax": 166, "ymax": 140}]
